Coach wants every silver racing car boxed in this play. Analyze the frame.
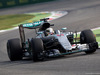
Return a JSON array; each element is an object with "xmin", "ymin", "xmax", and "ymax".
[{"xmin": 7, "ymin": 18, "xmax": 98, "ymax": 62}]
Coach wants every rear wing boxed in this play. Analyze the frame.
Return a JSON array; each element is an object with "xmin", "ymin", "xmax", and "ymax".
[
  {"xmin": 20, "ymin": 18, "xmax": 50, "ymax": 29},
  {"xmin": 21, "ymin": 21, "xmax": 44, "ymax": 29}
]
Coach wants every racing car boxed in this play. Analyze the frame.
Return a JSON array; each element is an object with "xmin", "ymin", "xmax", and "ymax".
[{"xmin": 7, "ymin": 18, "xmax": 98, "ymax": 62}]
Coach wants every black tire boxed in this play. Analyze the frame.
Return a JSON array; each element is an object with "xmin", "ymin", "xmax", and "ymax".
[
  {"xmin": 80, "ymin": 29, "xmax": 96, "ymax": 44},
  {"xmin": 7, "ymin": 38, "xmax": 23, "ymax": 61},
  {"xmin": 80, "ymin": 29, "xmax": 97, "ymax": 54},
  {"xmin": 31, "ymin": 38, "xmax": 44, "ymax": 62}
]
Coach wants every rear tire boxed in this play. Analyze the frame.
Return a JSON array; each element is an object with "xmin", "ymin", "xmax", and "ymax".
[
  {"xmin": 80, "ymin": 29, "xmax": 97, "ymax": 54},
  {"xmin": 7, "ymin": 38, "xmax": 23, "ymax": 61},
  {"xmin": 31, "ymin": 38, "xmax": 44, "ymax": 62}
]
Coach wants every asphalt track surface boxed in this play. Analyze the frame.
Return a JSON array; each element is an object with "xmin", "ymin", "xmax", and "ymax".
[{"xmin": 0, "ymin": 0, "xmax": 100, "ymax": 75}]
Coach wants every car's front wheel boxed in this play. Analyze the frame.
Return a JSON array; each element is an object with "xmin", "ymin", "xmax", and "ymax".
[{"xmin": 80, "ymin": 29, "xmax": 98, "ymax": 54}]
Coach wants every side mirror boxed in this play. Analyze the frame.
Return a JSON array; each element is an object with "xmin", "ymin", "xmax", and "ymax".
[
  {"xmin": 61, "ymin": 27, "xmax": 67, "ymax": 30},
  {"xmin": 61, "ymin": 27, "xmax": 67, "ymax": 32}
]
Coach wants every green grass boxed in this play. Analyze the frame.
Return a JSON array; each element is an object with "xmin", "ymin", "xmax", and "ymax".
[
  {"xmin": 24, "ymin": 13, "xmax": 50, "ymax": 22},
  {"xmin": 0, "ymin": 13, "xmax": 51, "ymax": 30},
  {"xmin": 0, "ymin": 14, "xmax": 34, "ymax": 30},
  {"xmin": 93, "ymin": 29, "xmax": 100, "ymax": 46}
]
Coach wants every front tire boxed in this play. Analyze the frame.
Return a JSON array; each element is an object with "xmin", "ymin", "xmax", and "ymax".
[
  {"xmin": 80, "ymin": 29, "xmax": 98, "ymax": 54},
  {"xmin": 7, "ymin": 38, "xmax": 23, "ymax": 61}
]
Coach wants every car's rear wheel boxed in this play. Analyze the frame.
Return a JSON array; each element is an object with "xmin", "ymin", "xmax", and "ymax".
[
  {"xmin": 31, "ymin": 38, "xmax": 44, "ymax": 62},
  {"xmin": 80, "ymin": 29, "xmax": 98, "ymax": 54},
  {"xmin": 7, "ymin": 38, "xmax": 23, "ymax": 61}
]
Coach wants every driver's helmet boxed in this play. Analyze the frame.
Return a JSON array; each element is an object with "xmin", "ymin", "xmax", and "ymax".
[{"xmin": 46, "ymin": 28, "xmax": 54, "ymax": 35}]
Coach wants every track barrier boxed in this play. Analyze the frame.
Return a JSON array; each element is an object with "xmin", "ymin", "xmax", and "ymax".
[{"xmin": 0, "ymin": 0, "xmax": 54, "ymax": 8}]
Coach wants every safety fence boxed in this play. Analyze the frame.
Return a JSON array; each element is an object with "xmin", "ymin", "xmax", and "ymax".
[{"xmin": 0, "ymin": 0, "xmax": 54, "ymax": 8}]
